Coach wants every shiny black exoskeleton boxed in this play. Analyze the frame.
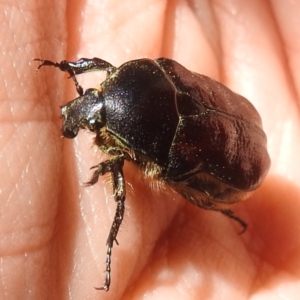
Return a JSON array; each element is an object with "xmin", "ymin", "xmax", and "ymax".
[{"xmin": 35, "ymin": 57, "xmax": 270, "ymax": 291}]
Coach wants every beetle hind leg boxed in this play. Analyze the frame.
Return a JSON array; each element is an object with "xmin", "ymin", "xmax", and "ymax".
[
  {"xmin": 221, "ymin": 209, "xmax": 247, "ymax": 234},
  {"xmin": 172, "ymin": 181, "xmax": 248, "ymax": 233}
]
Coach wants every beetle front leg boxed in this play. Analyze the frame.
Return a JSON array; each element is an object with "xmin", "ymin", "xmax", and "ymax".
[
  {"xmin": 67, "ymin": 57, "xmax": 117, "ymax": 76},
  {"xmin": 34, "ymin": 57, "xmax": 117, "ymax": 96},
  {"xmin": 85, "ymin": 157, "xmax": 125, "ymax": 291}
]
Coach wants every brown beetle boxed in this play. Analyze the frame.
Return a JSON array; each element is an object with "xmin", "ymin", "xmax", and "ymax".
[{"xmin": 35, "ymin": 57, "xmax": 270, "ymax": 291}]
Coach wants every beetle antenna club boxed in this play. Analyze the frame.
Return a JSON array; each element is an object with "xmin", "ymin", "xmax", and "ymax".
[{"xmin": 35, "ymin": 57, "xmax": 270, "ymax": 291}]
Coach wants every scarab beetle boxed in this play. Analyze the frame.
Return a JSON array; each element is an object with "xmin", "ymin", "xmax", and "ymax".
[{"xmin": 35, "ymin": 57, "xmax": 270, "ymax": 291}]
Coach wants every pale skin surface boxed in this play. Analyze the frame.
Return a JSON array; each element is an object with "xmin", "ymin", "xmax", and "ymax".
[{"xmin": 1, "ymin": 0, "xmax": 300, "ymax": 299}]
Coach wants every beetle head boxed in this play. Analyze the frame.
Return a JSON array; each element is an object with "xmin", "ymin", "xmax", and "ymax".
[{"xmin": 61, "ymin": 88, "xmax": 105, "ymax": 138}]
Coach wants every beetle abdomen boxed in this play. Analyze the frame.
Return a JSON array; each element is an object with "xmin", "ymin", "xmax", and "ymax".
[
  {"xmin": 154, "ymin": 58, "xmax": 270, "ymax": 190},
  {"xmin": 167, "ymin": 112, "xmax": 269, "ymax": 191}
]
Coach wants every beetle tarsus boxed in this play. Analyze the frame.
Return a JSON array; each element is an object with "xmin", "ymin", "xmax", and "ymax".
[
  {"xmin": 221, "ymin": 209, "xmax": 247, "ymax": 234},
  {"xmin": 34, "ymin": 58, "xmax": 84, "ymax": 96},
  {"xmin": 34, "ymin": 58, "xmax": 60, "ymax": 70},
  {"xmin": 94, "ymin": 253, "xmax": 111, "ymax": 291}
]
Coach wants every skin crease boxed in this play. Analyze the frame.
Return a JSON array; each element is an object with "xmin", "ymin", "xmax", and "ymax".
[{"xmin": 1, "ymin": 0, "xmax": 300, "ymax": 299}]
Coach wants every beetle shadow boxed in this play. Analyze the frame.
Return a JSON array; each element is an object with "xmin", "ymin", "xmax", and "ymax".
[{"xmin": 121, "ymin": 174, "xmax": 300, "ymax": 298}]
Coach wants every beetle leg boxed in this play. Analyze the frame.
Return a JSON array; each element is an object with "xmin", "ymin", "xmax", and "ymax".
[
  {"xmin": 85, "ymin": 157, "xmax": 124, "ymax": 186},
  {"xmin": 85, "ymin": 157, "xmax": 125, "ymax": 291},
  {"xmin": 34, "ymin": 59, "xmax": 84, "ymax": 96},
  {"xmin": 35, "ymin": 58, "xmax": 117, "ymax": 96},
  {"xmin": 64, "ymin": 58, "xmax": 117, "ymax": 76},
  {"xmin": 221, "ymin": 210, "xmax": 247, "ymax": 234},
  {"xmin": 174, "ymin": 186, "xmax": 248, "ymax": 233}
]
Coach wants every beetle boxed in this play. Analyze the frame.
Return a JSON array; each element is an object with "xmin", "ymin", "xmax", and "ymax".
[{"xmin": 35, "ymin": 57, "xmax": 270, "ymax": 291}]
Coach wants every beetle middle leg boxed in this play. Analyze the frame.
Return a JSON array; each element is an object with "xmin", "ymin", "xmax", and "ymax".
[{"xmin": 85, "ymin": 157, "xmax": 125, "ymax": 291}]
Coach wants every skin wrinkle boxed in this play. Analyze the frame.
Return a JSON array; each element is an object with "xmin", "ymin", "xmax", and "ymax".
[
  {"xmin": 268, "ymin": 1, "xmax": 300, "ymax": 110},
  {"xmin": 187, "ymin": 0, "xmax": 221, "ymax": 59},
  {"xmin": 271, "ymin": 0, "xmax": 300, "ymax": 97},
  {"xmin": 269, "ymin": 1, "xmax": 300, "ymax": 108}
]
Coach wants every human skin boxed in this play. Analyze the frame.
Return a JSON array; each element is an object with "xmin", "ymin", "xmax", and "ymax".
[{"xmin": 1, "ymin": 0, "xmax": 300, "ymax": 299}]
